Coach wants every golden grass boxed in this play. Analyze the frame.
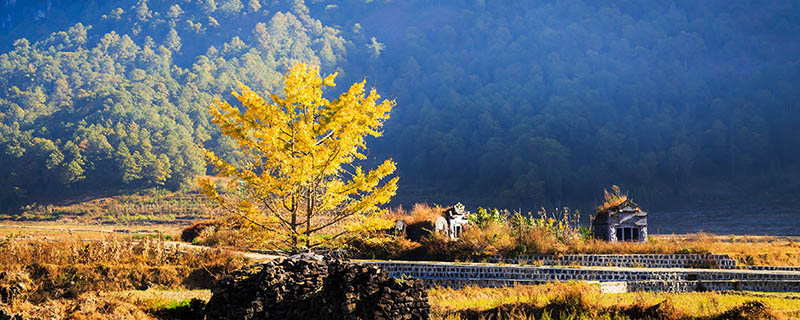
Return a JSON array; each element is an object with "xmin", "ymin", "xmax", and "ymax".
[
  {"xmin": 391, "ymin": 203, "xmax": 445, "ymax": 226},
  {"xmin": 595, "ymin": 291, "xmax": 800, "ymax": 318},
  {"xmin": 0, "ymin": 222, "xmax": 182, "ymax": 240},
  {"xmin": 110, "ymin": 288, "xmax": 211, "ymax": 310},
  {"xmin": 596, "ymin": 185, "xmax": 628, "ymax": 213},
  {"xmin": 4, "ymin": 292, "xmax": 156, "ymax": 320},
  {"xmin": 0, "ymin": 236, "xmax": 247, "ymax": 316},
  {"xmin": 429, "ymin": 282, "xmax": 800, "ymax": 320},
  {"xmin": 429, "ymin": 282, "xmax": 591, "ymax": 313}
]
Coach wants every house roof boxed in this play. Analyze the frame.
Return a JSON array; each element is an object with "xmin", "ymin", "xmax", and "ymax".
[{"xmin": 596, "ymin": 199, "xmax": 642, "ymax": 215}]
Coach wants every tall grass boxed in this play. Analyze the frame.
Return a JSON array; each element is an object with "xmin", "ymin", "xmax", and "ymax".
[
  {"xmin": 347, "ymin": 203, "xmax": 800, "ymax": 266},
  {"xmin": 430, "ymin": 282, "xmax": 793, "ymax": 320},
  {"xmin": 596, "ymin": 185, "xmax": 628, "ymax": 213},
  {"xmin": 348, "ymin": 204, "xmax": 589, "ymax": 261},
  {"xmin": 0, "ymin": 235, "xmax": 247, "ymax": 314}
]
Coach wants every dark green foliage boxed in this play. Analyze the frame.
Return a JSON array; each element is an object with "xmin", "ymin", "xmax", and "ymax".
[
  {"xmin": 312, "ymin": 0, "xmax": 800, "ymax": 208},
  {"xmin": 2, "ymin": 0, "xmax": 800, "ymax": 211},
  {"xmin": 0, "ymin": 0, "xmax": 347, "ymax": 208}
]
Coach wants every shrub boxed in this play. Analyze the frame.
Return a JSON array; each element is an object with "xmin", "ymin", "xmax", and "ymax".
[{"xmin": 180, "ymin": 220, "xmax": 220, "ymax": 243}]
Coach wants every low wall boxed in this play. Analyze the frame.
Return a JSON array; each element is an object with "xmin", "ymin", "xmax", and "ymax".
[
  {"xmin": 360, "ymin": 261, "xmax": 800, "ymax": 292},
  {"xmin": 404, "ymin": 278, "xmax": 800, "ymax": 293},
  {"xmin": 366, "ymin": 261, "xmax": 800, "ymax": 282},
  {"xmin": 741, "ymin": 266, "xmax": 800, "ymax": 272},
  {"xmin": 409, "ymin": 279, "xmax": 629, "ymax": 293},
  {"xmin": 626, "ymin": 280, "xmax": 800, "ymax": 293},
  {"xmin": 487, "ymin": 254, "xmax": 738, "ymax": 269}
]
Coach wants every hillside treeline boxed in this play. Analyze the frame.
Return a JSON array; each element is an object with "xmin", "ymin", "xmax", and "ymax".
[
  {"xmin": 1, "ymin": 0, "xmax": 799, "ymax": 209},
  {"xmin": 0, "ymin": 0, "xmax": 347, "ymax": 207},
  {"xmin": 313, "ymin": 0, "xmax": 800, "ymax": 207}
]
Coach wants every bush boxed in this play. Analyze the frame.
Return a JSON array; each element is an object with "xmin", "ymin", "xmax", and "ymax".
[{"xmin": 180, "ymin": 220, "xmax": 220, "ymax": 243}]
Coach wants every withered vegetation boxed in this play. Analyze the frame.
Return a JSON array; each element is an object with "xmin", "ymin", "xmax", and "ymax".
[{"xmin": 0, "ymin": 236, "xmax": 247, "ymax": 318}]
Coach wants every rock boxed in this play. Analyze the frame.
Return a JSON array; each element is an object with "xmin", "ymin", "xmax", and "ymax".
[
  {"xmin": 205, "ymin": 257, "xmax": 429, "ymax": 320},
  {"xmin": 288, "ymin": 252, "xmax": 323, "ymax": 261}
]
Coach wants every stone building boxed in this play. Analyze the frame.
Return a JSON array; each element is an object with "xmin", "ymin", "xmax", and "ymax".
[{"xmin": 592, "ymin": 199, "xmax": 647, "ymax": 242}]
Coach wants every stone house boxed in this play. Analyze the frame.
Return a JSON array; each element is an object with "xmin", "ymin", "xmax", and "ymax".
[{"xmin": 591, "ymin": 199, "xmax": 647, "ymax": 242}]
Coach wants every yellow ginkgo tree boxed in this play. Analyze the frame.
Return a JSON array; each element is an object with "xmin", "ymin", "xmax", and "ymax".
[{"xmin": 199, "ymin": 64, "xmax": 398, "ymax": 251}]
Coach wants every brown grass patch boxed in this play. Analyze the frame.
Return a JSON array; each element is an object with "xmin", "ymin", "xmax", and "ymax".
[
  {"xmin": 0, "ymin": 236, "xmax": 247, "ymax": 317},
  {"xmin": 430, "ymin": 283, "xmax": 791, "ymax": 320}
]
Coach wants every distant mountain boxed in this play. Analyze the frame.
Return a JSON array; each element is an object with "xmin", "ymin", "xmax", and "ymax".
[{"xmin": 2, "ymin": 0, "xmax": 799, "ymax": 211}]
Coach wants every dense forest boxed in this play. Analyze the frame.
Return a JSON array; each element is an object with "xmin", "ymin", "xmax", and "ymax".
[{"xmin": 1, "ymin": 0, "xmax": 799, "ymax": 211}]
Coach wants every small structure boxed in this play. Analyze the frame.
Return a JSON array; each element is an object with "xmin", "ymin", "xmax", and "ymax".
[
  {"xmin": 392, "ymin": 218, "xmax": 407, "ymax": 237},
  {"xmin": 592, "ymin": 199, "xmax": 647, "ymax": 242},
  {"xmin": 435, "ymin": 203, "xmax": 470, "ymax": 240}
]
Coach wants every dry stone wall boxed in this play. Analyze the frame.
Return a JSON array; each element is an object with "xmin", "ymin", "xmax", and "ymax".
[
  {"xmin": 488, "ymin": 254, "xmax": 737, "ymax": 269},
  {"xmin": 359, "ymin": 261, "xmax": 800, "ymax": 293},
  {"xmin": 365, "ymin": 261, "xmax": 800, "ymax": 282},
  {"xmin": 625, "ymin": 280, "xmax": 800, "ymax": 293}
]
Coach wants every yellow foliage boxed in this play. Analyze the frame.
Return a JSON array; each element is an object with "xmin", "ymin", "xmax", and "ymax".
[{"xmin": 200, "ymin": 64, "xmax": 398, "ymax": 251}]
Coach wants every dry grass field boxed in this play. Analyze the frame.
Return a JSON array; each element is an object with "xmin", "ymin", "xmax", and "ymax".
[
  {"xmin": 429, "ymin": 282, "xmax": 800, "ymax": 320},
  {"xmin": 3, "ymin": 198, "xmax": 800, "ymax": 319},
  {"xmin": 0, "ymin": 236, "xmax": 246, "ymax": 319},
  {"xmin": 1, "ymin": 227, "xmax": 799, "ymax": 319}
]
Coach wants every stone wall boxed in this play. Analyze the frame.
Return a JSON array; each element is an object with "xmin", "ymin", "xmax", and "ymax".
[
  {"xmin": 358, "ymin": 261, "xmax": 800, "ymax": 293},
  {"xmin": 486, "ymin": 254, "xmax": 738, "ymax": 269},
  {"xmin": 741, "ymin": 266, "xmax": 800, "ymax": 272},
  {"xmin": 364, "ymin": 261, "xmax": 799, "ymax": 282},
  {"xmin": 625, "ymin": 280, "xmax": 800, "ymax": 293}
]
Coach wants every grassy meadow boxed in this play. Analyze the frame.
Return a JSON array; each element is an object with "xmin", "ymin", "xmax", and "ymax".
[
  {"xmin": 429, "ymin": 282, "xmax": 800, "ymax": 320},
  {"xmin": 3, "ymin": 196, "xmax": 800, "ymax": 319},
  {"xmin": 2, "ymin": 234, "xmax": 799, "ymax": 319},
  {"xmin": 0, "ymin": 235, "xmax": 246, "ymax": 319}
]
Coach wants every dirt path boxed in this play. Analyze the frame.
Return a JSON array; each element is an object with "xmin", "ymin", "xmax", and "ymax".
[{"xmin": 169, "ymin": 241, "xmax": 283, "ymax": 261}]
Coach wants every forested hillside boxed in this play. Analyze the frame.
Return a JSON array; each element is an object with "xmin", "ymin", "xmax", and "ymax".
[
  {"xmin": 1, "ymin": 0, "xmax": 799, "ymax": 210},
  {"xmin": 0, "ymin": 0, "xmax": 349, "ymax": 207},
  {"xmin": 313, "ymin": 0, "xmax": 800, "ymax": 207}
]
